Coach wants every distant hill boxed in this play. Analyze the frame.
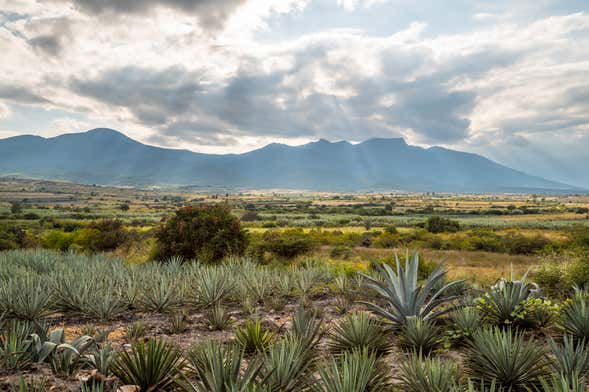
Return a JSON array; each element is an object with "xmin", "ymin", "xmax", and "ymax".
[{"xmin": 0, "ymin": 128, "xmax": 579, "ymax": 192}]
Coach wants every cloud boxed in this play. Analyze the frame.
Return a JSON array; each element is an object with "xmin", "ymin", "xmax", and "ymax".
[
  {"xmin": 0, "ymin": 103, "xmax": 10, "ymax": 119},
  {"xmin": 25, "ymin": 16, "xmax": 72, "ymax": 56},
  {"xmin": 59, "ymin": 0, "xmax": 247, "ymax": 30},
  {"xmin": 0, "ymin": 84, "xmax": 52, "ymax": 104},
  {"xmin": 1, "ymin": 1, "xmax": 589, "ymax": 184}
]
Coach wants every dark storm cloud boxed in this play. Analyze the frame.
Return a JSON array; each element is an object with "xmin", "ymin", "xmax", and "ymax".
[
  {"xmin": 0, "ymin": 84, "xmax": 51, "ymax": 104},
  {"xmin": 62, "ymin": 0, "xmax": 246, "ymax": 29}
]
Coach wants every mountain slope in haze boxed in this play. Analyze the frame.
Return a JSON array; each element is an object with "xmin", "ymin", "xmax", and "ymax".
[{"xmin": 0, "ymin": 128, "xmax": 578, "ymax": 192}]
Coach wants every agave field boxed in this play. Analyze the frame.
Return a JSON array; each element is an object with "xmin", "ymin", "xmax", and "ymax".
[{"xmin": 1, "ymin": 249, "xmax": 589, "ymax": 391}]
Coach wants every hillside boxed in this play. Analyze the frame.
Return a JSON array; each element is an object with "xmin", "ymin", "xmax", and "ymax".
[{"xmin": 0, "ymin": 128, "xmax": 578, "ymax": 192}]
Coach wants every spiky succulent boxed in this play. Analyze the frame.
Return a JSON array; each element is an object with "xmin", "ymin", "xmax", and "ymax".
[
  {"xmin": 465, "ymin": 327, "xmax": 547, "ymax": 391},
  {"xmin": 360, "ymin": 251, "xmax": 463, "ymax": 328},
  {"xmin": 260, "ymin": 335, "xmax": 316, "ymax": 391},
  {"xmin": 326, "ymin": 311, "xmax": 391, "ymax": 357},
  {"xmin": 559, "ymin": 288, "xmax": 589, "ymax": 342},
  {"xmin": 235, "ymin": 320, "xmax": 275, "ymax": 354},
  {"xmin": 399, "ymin": 352, "xmax": 459, "ymax": 392},
  {"xmin": 398, "ymin": 316, "xmax": 442, "ymax": 355},
  {"xmin": 548, "ymin": 335, "xmax": 589, "ymax": 384},
  {"xmin": 112, "ymin": 339, "xmax": 186, "ymax": 391},
  {"xmin": 312, "ymin": 349, "xmax": 391, "ymax": 392},
  {"xmin": 182, "ymin": 340, "xmax": 264, "ymax": 392}
]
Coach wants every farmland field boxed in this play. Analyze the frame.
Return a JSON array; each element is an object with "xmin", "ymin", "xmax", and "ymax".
[{"xmin": 1, "ymin": 178, "xmax": 589, "ymax": 391}]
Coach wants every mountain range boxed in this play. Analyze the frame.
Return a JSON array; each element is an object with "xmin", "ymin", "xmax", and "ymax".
[{"xmin": 0, "ymin": 128, "xmax": 579, "ymax": 193}]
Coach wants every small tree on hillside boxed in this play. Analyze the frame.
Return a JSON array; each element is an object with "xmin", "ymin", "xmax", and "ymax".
[{"xmin": 154, "ymin": 204, "xmax": 247, "ymax": 263}]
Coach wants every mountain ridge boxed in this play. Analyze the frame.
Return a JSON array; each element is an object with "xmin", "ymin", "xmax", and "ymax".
[{"xmin": 0, "ymin": 128, "xmax": 579, "ymax": 193}]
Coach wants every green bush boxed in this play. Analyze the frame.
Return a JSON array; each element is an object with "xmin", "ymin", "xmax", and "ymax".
[
  {"xmin": 154, "ymin": 204, "xmax": 247, "ymax": 263},
  {"xmin": 260, "ymin": 228, "xmax": 316, "ymax": 259},
  {"xmin": 425, "ymin": 216, "xmax": 460, "ymax": 233},
  {"xmin": 82, "ymin": 219, "xmax": 129, "ymax": 252},
  {"xmin": 536, "ymin": 252, "xmax": 589, "ymax": 295}
]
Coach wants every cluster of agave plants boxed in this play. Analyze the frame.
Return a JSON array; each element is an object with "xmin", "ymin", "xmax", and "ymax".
[{"xmin": 1, "ymin": 249, "xmax": 589, "ymax": 391}]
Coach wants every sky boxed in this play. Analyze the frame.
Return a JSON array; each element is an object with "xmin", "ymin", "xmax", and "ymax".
[{"xmin": 1, "ymin": 0, "xmax": 588, "ymax": 187}]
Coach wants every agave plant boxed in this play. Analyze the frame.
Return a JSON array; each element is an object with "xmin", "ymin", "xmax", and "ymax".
[
  {"xmin": 235, "ymin": 319, "xmax": 275, "ymax": 354},
  {"xmin": 548, "ymin": 335, "xmax": 589, "ymax": 384},
  {"xmin": 326, "ymin": 311, "xmax": 391, "ymax": 357},
  {"xmin": 138, "ymin": 275, "xmax": 184, "ymax": 313},
  {"xmin": 181, "ymin": 340, "xmax": 264, "ymax": 392},
  {"xmin": 259, "ymin": 335, "xmax": 316, "ymax": 392},
  {"xmin": 476, "ymin": 270, "xmax": 541, "ymax": 327},
  {"xmin": 312, "ymin": 349, "xmax": 390, "ymax": 392},
  {"xmin": 399, "ymin": 352, "xmax": 459, "ymax": 392},
  {"xmin": 169, "ymin": 312, "xmax": 190, "ymax": 334},
  {"xmin": 466, "ymin": 327, "xmax": 547, "ymax": 391},
  {"xmin": 112, "ymin": 339, "xmax": 186, "ymax": 391},
  {"xmin": 448, "ymin": 306, "xmax": 481, "ymax": 343},
  {"xmin": 10, "ymin": 376, "xmax": 47, "ymax": 392},
  {"xmin": 452, "ymin": 379, "xmax": 502, "ymax": 392},
  {"xmin": 49, "ymin": 334, "xmax": 94, "ymax": 376},
  {"xmin": 125, "ymin": 320, "xmax": 148, "ymax": 343},
  {"xmin": 360, "ymin": 251, "xmax": 463, "ymax": 328},
  {"xmin": 559, "ymin": 288, "xmax": 589, "ymax": 342},
  {"xmin": 398, "ymin": 316, "xmax": 442, "ymax": 355},
  {"xmin": 87, "ymin": 342, "xmax": 116, "ymax": 377},
  {"xmin": 536, "ymin": 373, "xmax": 586, "ymax": 392},
  {"xmin": 290, "ymin": 306, "xmax": 323, "ymax": 347},
  {"xmin": 0, "ymin": 320, "xmax": 33, "ymax": 370},
  {"xmin": 205, "ymin": 304, "xmax": 232, "ymax": 331},
  {"xmin": 194, "ymin": 268, "xmax": 233, "ymax": 308},
  {"xmin": 0, "ymin": 276, "xmax": 52, "ymax": 321},
  {"xmin": 28, "ymin": 328, "xmax": 67, "ymax": 363}
]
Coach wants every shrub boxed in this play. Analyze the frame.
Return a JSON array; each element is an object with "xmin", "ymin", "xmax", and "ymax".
[
  {"xmin": 241, "ymin": 210, "xmax": 260, "ymax": 221},
  {"xmin": 154, "ymin": 204, "xmax": 247, "ymax": 263},
  {"xmin": 326, "ymin": 312, "xmax": 391, "ymax": 357},
  {"xmin": 41, "ymin": 230, "xmax": 76, "ymax": 251},
  {"xmin": 425, "ymin": 216, "xmax": 460, "ymax": 233},
  {"xmin": 261, "ymin": 228, "xmax": 316, "ymax": 258},
  {"xmin": 466, "ymin": 327, "xmax": 547, "ymax": 391},
  {"xmin": 80, "ymin": 219, "xmax": 129, "ymax": 251},
  {"xmin": 536, "ymin": 252, "xmax": 589, "ymax": 295}
]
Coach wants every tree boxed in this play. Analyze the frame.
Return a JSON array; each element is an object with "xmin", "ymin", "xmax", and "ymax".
[
  {"xmin": 425, "ymin": 216, "xmax": 460, "ymax": 233},
  {"xmin": 10, "ymin": 201, "xmax": 22, "ymax": 214},
  {"xmin": 154, "ymin": 204, "xmax": 247, "ymax": 263},
  {"xmin": 120, "ymin": 203, "xmax": 130, "ymax": 212}
]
